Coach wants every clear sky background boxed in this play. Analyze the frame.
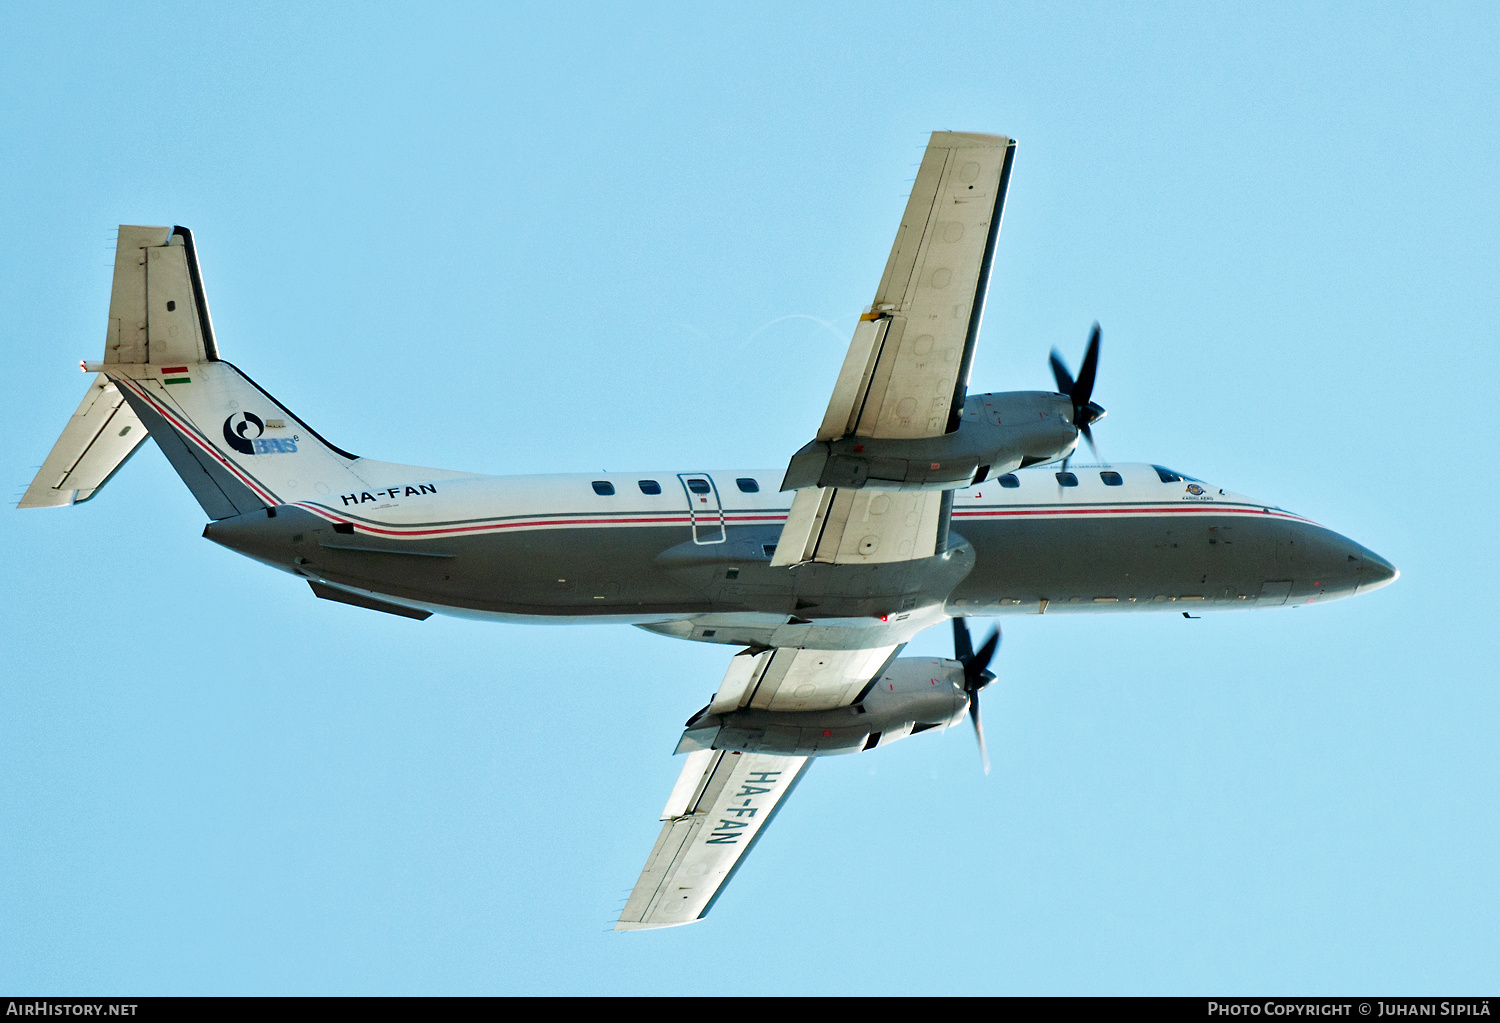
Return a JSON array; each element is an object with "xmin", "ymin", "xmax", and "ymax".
[{"xmin": 2, "ymin": 1, "xmax": 1496, "ymax": 995}]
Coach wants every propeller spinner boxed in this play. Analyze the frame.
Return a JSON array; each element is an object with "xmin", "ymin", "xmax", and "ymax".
[
  {"xmin": 1049, "ymin": 322, "xmax": 1107, "ymax": 463},
  {"xmin": 952, "ymin": 617, "xmax": 1000, "ymax": 774}
]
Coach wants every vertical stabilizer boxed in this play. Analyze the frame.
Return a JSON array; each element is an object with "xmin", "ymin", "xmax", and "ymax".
[
  {"xmin": 21, "ymin": 225, "xmax": 222, "ymax": 508},
  {"xmin": 24, "ymin": 225, "xmax": 459, "ymax": 519},
  {"xmin": 105, "ymin": 225, "xmax": 217, "ymax": 366}
]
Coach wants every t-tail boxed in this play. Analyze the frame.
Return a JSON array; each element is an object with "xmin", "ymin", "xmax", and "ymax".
[{"xmin": 21, "ymin": 225, "xmax": 391, "ymax": 517}]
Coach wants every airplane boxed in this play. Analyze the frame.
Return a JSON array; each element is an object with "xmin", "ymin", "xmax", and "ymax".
[{"xmin": 19, "ymin": 131, "xmax": 1397, "ymax": 930}]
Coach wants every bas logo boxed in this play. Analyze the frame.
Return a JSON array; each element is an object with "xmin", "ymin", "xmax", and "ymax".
[{"xmin": 223, "ymin": 412, "xmax": 298, "ymax": 455}]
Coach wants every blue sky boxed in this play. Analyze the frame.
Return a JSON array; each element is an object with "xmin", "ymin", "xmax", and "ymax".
[{"xmin": 2, "ymin": 2, "xmax": 1496, "ymax": 994}]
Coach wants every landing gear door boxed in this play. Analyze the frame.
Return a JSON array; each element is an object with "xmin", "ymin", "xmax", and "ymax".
[{"xmin": 679, "ymin": 473, "xmax": 726, "ymax": 545}]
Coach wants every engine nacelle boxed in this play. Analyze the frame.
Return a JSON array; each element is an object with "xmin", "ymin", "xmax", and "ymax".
[
  {"xmin": 676, "ymin": 656, "xmax": 970, "ymax": 757},
  {"xmin": 779, "ymin": 390, "xmax": 1077, "ymax": 492}
]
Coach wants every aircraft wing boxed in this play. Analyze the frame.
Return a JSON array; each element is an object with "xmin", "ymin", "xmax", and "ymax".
[
  {"xmin": 691, "ymin": 643, "xmax": 898, "ymax": 717},
  {"xmin": 616, "ymin": 748, "xmax": 809, "ymax": 930},
  {"xmin": 773, "ymin": 131, "xmax": 1015, "ymax": 567},
  {"xmin": 621, "ymin": 132, "xmax": 1013, "ymax": 928},
  {"xmin": 617, "ymin": 644, "xmax": 898, "ymax": 929}
]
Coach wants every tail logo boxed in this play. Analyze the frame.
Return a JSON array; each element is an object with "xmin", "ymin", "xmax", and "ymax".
[{"xmin": 223, "ymin": 412, "xmax": 298, "ymax": 456}]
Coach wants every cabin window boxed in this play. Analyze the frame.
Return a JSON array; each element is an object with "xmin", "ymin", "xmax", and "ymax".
[
  {"xmin": 637, "ymin": 480, "xmax": 661, "ymax": 495},
  {"xmin": 997, "ymin": 474, "xmax": 1020, "ymax": 488},
  {"xmin": 735, "ymin": 478, "xmax": 760, "ymax": 493},
  {"xmin": 686, "ymin": 479, "xmax": 712, "ymax": 495},
  {"xmin": 591, "ymin": 480, "xmax": 615, "ymax": 496},
  {"xmin": 1152, "ymin": 465, "xmax": 1203, "ymax": 484},
  {"xmin": 1056, "ymin": 472, "xmax": 1079, "ymax": 487},
  {"xmin": 1100, "ymin": 471, "xmax": 1123, "ymax": 486}
]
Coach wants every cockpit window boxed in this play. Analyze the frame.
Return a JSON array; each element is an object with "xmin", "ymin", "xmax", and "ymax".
[
  {"xmin": 591, "ymin": 480, "xmax": 615, "ymax": 496},
  {"xmin": 1152, "ymin": 465, "xmax": 1203, "ymax": 484},
  {"xmin": 997, "ymin": 474, "xmax": 1020, "ymax": 488},
  {"xmin": 1055, "ymin": 472, "xmax": 1079, "ymax": 487},
  {"xmin": 1100, "ymin": 471, "xmax": 1123, "ymax": 486}
]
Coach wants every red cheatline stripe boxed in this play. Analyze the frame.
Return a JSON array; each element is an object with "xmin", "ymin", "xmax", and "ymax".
[
  {"xmin": 160, "ymin": 366, "xmax": 189, "ymax": 374},
  {"xmin": 952, "ymin": 505, "xmax": 1317, "ymax": 525},
  {"xmin": 114, "ymin": 376, "xmax": 280, "ymax": 505},
  {"xmin": 288, "ymin": 505, "xmax": 791, "ymax": 537},
  {"xmin": 291, "ymin": 501, "xmax": 1315, "ymax": 540}
]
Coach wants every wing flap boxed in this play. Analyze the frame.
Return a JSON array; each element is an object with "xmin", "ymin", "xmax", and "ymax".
[
  {"xmin": 816, "ymin": 316, "xmax": 889, "ymax": 442},
  {"xmin": 770, "ymin": 486, "xmax": 944, "ymax": 566},
  {"xmin": 702, "ymin": 645, "xmax": 898, "ymax": 719}
]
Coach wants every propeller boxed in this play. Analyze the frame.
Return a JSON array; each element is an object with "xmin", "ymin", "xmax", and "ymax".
[
  {"xmin": 952, "ymin": 617, "xmax": 1000, "ymax": 774},
  {"xmin": 1049, "ymin": 322, "xmax": 1107, "ymax": 464}
]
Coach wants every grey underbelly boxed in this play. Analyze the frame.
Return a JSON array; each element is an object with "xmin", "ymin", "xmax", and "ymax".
[
  {"xmin": 300, "ymin": 514, "xmax": 1355, "ymax": 620},
  {"xmin": 949, "ymin": 514, "xmax": 1357, "ymax": 613}
]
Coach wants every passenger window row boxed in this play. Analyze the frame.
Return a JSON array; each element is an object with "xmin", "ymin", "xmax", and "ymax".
[
  {"xmin": 995, "ymin": 470, "xmax": 1124, "ymax": 489},
  {"xmin": 610, "ymin": 469, "xmax": 1190, "ymax": 496},
  {"xmin": 591, "ymin": 478, "xmax": 760, "ymax": 496}
]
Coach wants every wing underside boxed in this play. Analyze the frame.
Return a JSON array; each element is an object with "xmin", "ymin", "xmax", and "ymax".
[
  {"xmin": 617, "ymin": 642, "xmax": 900, "ymax": 929},
  {"xmin": 617, "ymin": 748, "xmax": 809, "ymax": 930},
  {"xmin": 621, "ymin": 131, "xmax": 1015, "ymax": 929},
  {"xmin": 701, "ymin": 644, "xmax": 899, "ymax": 716},
  {"xmin": 772, "ymin": 485, "xmax": 948, "ymax": 566},
  {"xmin": 773, "ymin": 131, "xmax": 1015, "ymax": 567}
]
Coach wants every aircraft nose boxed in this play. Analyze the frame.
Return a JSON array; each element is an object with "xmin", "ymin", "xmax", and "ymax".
[{"xmin": 1360, "ymin": 550, "xmax": 1399, "ymax": 592}]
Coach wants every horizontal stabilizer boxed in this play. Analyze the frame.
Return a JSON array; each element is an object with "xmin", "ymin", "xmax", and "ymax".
[{"xmin": 19, "ymin": 375, "xmax": 147, "ymax": 508}]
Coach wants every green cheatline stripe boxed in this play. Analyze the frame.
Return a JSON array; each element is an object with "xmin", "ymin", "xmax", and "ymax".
[{"xmin": 162, "ymin": 376, "xmax": 191, "ymax": 384}]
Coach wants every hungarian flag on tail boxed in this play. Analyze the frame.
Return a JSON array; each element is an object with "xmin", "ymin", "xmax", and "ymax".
[{"xmin": 160, "ymin": 366, "xmax": 190, "ymax": 384}]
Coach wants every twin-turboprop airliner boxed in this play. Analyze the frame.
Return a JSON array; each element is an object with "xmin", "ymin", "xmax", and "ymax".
[{"xmin": 21, "ymin": 132, "xmax": 1396, "ymax": 929}]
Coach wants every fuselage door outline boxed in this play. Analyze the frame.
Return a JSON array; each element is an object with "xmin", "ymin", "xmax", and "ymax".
[{"xmin": 679, "ymin": 473, "xmax": 726, "ymax": 545}]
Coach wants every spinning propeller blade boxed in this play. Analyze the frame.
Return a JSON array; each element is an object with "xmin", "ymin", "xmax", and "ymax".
[
  {"xmin": 1050, "ymin": 323, "xmax": 1106, "ymax": 469},
  {"xmin": 951, "ymin": 618, "xmax": 1000, "ymax": 775},
  {"xmin": 1049, "ymin": 350, "xmax": 1075, "ymax": 396}
]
